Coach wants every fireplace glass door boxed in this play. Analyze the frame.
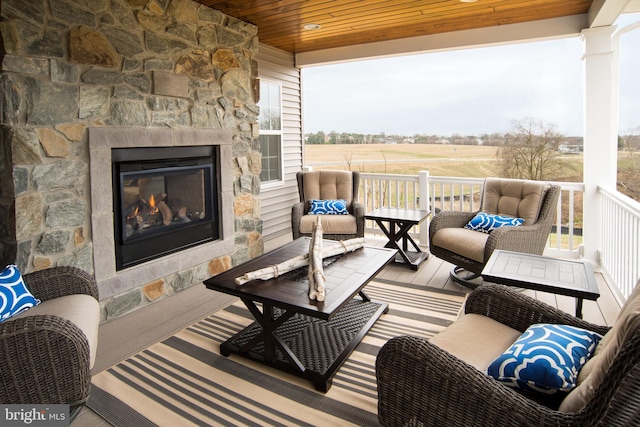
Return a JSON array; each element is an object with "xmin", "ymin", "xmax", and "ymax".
[{"xmin": 113, "ymin": 147, "xmax": 219, "ymax": 270}]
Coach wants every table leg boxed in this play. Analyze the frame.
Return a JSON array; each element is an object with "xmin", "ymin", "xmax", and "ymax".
[
  {"xmin": 373, "ymin": 220, "xmax": 394, "ymax": 248},
  {"xmin": 400, "ymin": 226, "xmax": 422, "ymax": 252},
  {"xmin": 372, "ymin": 218, "xmax": 427, "ymax": 269},
  {"xmin": 400, "ymin": 222, "xmax": 408, "ymax": 252},
  {"xmin": 374, "ymin": 219, "xmax": 411, "ymax": 264},
  {"xmin": 576, "ymin": 298, "xmax": 584, "ymax": 319},
  {"xmin": 241, "ymin": 299, "xmax": 305, "ymax": 372}
]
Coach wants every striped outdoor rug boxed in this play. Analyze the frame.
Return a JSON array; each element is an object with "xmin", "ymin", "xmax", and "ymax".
[{"xmin": 87, "ymin": 279, "xmax": 466, "ymax": 426}]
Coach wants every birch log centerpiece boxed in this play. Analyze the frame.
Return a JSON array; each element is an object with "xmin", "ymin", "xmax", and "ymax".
[
  {"xmin": 308, "ymin": 216, "xmax": 325, "ymax": 301},
  {"xmin": 233, "ymin": 237, "xmax": 365, "ymax": 287}
]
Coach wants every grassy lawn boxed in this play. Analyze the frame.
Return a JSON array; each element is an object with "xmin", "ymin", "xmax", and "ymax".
[
  {"xmin": 305, "ymin": 143, "xmax": 584, "ymax": 181},
  {"xmin": 305, "ymin": 143, "xmax": 496, "ymax": 164},
  {"xmin": 548, "ymin": 233, "xmax": 583, "ymax": 251}
]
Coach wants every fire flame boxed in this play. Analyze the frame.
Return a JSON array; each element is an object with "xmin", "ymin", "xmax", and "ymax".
[
  {"xmin": 148, "ymin": 194, "xmax": 158, "ymax": 214},
  {"xmin": 126, "ymin": 207, "xmax": 139, "ymax": 221}
]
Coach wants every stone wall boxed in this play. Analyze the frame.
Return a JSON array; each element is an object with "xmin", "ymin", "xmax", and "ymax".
[{"xmin": 0, "ymin": 0, "xmax": 264, "ymax": 320}]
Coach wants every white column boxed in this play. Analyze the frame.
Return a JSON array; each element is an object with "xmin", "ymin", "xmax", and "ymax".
[{"xmin": 580, "ymin": 26, "xmax": 619, "ymax": 265}]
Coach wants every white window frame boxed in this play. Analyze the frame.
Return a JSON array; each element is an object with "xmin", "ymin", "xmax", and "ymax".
[{"xmin": 258, "ymin": 79, "xmax": 284, "ymax": 188}]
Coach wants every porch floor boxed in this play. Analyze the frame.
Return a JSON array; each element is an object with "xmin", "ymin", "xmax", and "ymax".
[{"xmin": 71, "ymin": 235, "xmax": 621, "ymax": 426}]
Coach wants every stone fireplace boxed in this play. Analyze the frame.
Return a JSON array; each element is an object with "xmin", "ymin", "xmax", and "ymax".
[
  {"xmin": 89, "ymin": 127, "xmax": 236, "ymax": 316},
  {"xmin": 112, "ymin": 145, "xmax": 218, "ymax": 270},
  {"xmin": 1, "ymin": 0, "xmax": 264, "ymax": 320}
]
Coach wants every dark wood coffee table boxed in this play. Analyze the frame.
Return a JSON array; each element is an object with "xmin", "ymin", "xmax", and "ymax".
[
  {"xmin": 481, "ymin": 250, "xmax": 600, "ymax": 318},
  {"xmin": 365, "ymin": 207, "xmax": 431, "ymax": 270},
  {"xmin": 203, "ymin": 237, "xmax": 396, "ymax": 391}
]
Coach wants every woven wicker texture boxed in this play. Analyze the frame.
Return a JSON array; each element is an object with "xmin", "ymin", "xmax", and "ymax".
[
  {"xmin": 227, "ymin": 299, "xmax": 382, "ymax": 375},
  {"xmin": 376, "ymin": 283, "xmax": 640, "ymax": 427},
  {"xmin": 0, "ymin": 266, "xmax": 99, "ymax": 406}
]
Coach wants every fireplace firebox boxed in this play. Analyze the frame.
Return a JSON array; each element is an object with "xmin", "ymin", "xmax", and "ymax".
[{"xmin": 112, "ymin": 146, "xmax": 219, "ymax": 270}]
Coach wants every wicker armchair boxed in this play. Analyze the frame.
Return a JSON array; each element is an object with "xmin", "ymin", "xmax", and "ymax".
[
  {"xmin": 291, "ymin": 170, "xmax": 365, "ymax": 240},
  {"xmin": 0, "ymin": 266, "xmax": 100, "ymax": 413},
  {"xmin": 429, "ymin": 178, "xmax": 560, "ymax": 287},
  {"xmin": 376, "ymin": 283, "xmax": 640, "ymax": 427}
]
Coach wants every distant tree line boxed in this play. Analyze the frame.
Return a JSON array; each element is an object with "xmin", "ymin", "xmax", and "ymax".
[
  {"xmin": 305, "ymin": 129, "xmax": 585, "ymax": 147},
  {"xmin": 306, "ymin": 131, "xmax": 373, "ymax": 144}
]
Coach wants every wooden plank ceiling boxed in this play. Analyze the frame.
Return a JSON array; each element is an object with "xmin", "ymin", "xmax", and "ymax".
[{"xmin": 193, "ymin": 0, "xmax": 593, "ymax": 54}]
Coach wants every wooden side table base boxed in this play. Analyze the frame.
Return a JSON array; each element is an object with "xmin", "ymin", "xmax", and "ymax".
[{"xmin": 365, "ymin": 207, "xmax": 431, "ymax": 270}]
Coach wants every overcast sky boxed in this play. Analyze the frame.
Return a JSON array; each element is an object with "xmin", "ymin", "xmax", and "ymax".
[{"xmin": 302, "ymin": 16, "xmax": 640, "ymax": 138}]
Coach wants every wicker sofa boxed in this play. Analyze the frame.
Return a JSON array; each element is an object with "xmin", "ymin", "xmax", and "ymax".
[
  {"xmin": 0, "ymin": 266, "xmax": 100, "ymax": 413},
  {"xmin": 376, "ymin": 283, "xmax": 640, "ymax": 426}
]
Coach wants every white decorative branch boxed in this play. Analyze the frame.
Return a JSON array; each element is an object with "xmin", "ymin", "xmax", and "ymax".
[
  {"xmin": 234, "ymin": 237, "xmax": 365, "ymax": 286},
  {"xmin": 308, "ymin": 216, "xmax": 325, "ymax": 301}
]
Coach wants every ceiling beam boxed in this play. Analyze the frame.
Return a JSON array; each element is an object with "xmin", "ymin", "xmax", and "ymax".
[
  {"xmin": 588, "ymin": 0, "xmax": 633, "ymax": 27},
  {"xmin": 295, "ymin": 14, "xmax": 588, "ymax": 67}
]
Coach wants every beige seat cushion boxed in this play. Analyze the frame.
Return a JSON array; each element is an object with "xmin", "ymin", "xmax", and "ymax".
[
  {"xmin": 299, "ymin": 214, "xmax": 357, "ymax": 235},
  {"xmin": 13, "ymin": 294, "xmax": 101, "ymax": 369},
  {"xmin": 482, "ymin": 178, "xmax": 547, "ymax": 225},
  {"xmin": 431, "ymin": 228, "xmax": 489, "ymax": 263},
  {"xmin": 303, "ymin": 171, "xmax": 354, "ymax": 207},
  {"xmin": 430, "ymin": 313, "xmax": 522, "ymax": 371},
  {"xmin": 559, "ymin": 281, "xmax": 640, "ymax": 413}
]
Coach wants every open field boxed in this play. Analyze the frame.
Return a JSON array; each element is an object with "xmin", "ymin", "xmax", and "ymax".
[
  {"xmin": 305, "ymin": 143, "xmax": 584, "ymax": 181},
  {"xmin": 305, "ymin": 143, "xmax": 497, "ymax": 164}
]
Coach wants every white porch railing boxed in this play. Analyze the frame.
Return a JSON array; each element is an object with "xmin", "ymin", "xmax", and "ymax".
[
  {"xmin": 599, "ymin": 186, "xmax": 640, "ymax": 300},
  {"xmin": 360, "ymin": 172, "xmax": 585, "ymax": 259},
  {"xmin": 360, "ymin": 172, "xmax": 423, "ymax": 240},
  {"xmin": 358, "ymin": 171, "xmax": 640, "ymax": 305}
]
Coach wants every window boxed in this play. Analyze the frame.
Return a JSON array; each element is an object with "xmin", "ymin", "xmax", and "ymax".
[{"xmin": 258, "ymin": 81, "xmax": 283, "ymax": 183}]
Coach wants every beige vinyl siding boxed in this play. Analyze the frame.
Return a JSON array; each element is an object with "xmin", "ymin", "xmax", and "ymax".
[{"xmin": 257, "ymin": 44, "xmax": 302, "ymax": 240}]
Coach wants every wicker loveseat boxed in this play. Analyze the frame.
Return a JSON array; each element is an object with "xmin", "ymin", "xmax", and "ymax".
[
  {"xmin": 0, "ymin": 266, "xmax": 100, "ymax": 414},
  {"xmin": 376, "ymin": 283, "xmax": 640, "ymax": 426}
]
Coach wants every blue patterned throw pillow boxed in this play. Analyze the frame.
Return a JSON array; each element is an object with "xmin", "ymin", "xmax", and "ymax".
[
  {"xmin": 309, "ymin": 199, "xmax": 349, "ymax": 215},
  {"xmin": 486, "ymin": 324, "xmax": 602, "ymax": 394},
  {"xmin": 464, "ymin": 212, "xmax": 524, "ymax": 233},
  {"xmin": 0, "ymin": 265, "xmax": 40, "ymax": 322}
]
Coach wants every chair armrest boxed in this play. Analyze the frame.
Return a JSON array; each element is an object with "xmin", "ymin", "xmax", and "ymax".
[
  {"xmin": 484, "ymin": 221, "xmax": 552, "ymax": 261},
  {"xmin": 352, "ymin": 201, "xmax": 365, "ymax": 237},
  {"xmin": 465, "ymin": 283, "xmax": 610, "ymax": 335},
  {"xmin": 23, "ymin": 266, "xmax": 98, "ymax": 302},
  {"xmin": 431, "ymin": 210, "xmax": 477, "ymax": 229},
  {"xmin": 376, "ymin": 335, "xmax": 593, "ymax": 427},
  {"xmin": 291, "ymin": 202, "xmax": 305, "ymax": 239},
  {"xmin": 0, "ymin": 314, "xmax": 92, "ymax": 405},
  {"xmin": 428, "ymin": 210, "xmax": 477, "ymax": 241},
  {"xmin": 352, "ymin": 201, "xmax": 364, "ymax": 217}
]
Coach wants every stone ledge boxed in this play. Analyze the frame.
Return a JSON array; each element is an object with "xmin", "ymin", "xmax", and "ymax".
[{"xmin": 97, "ymin": 236, "xmax": 234, "ymax": 301}]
